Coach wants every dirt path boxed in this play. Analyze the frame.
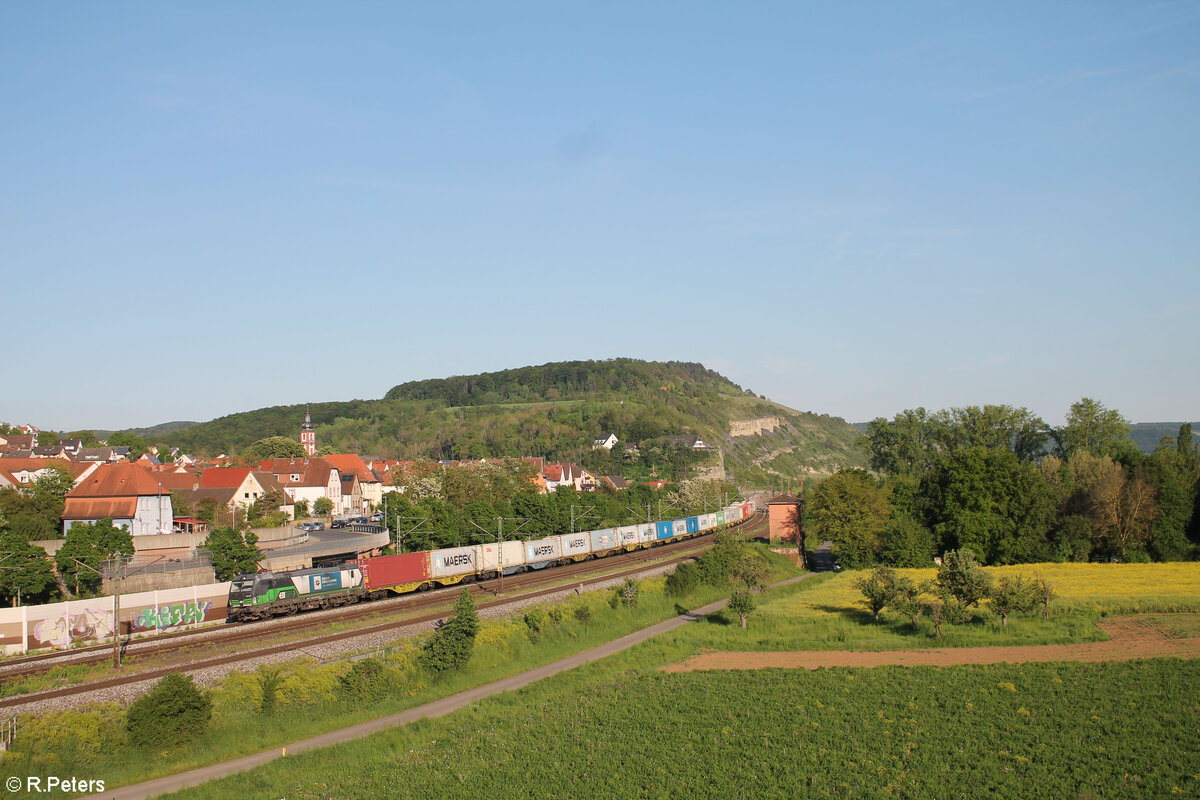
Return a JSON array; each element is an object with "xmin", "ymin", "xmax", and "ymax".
[{"xmin": 663, "ymin": 615, "xmax": 1200, "ymax": 672}]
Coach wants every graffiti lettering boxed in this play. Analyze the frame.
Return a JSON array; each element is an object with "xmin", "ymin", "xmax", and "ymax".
[{"xmin": 134, "ymin": 601, "xmax": 213, "ymax": 631}]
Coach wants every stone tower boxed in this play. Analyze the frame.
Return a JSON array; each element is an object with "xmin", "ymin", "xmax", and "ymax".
[{"xmin": 300, "ymin": 407, "xmax": 316, "ymax": 456}]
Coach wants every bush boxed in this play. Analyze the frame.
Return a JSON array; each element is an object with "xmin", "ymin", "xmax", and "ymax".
[
  {"xmin": 125, "ymin": 672, "xmax": 212, "ymax": 749},
  {"xmin": 612, "ymin": 578, "xmax": 640, "ymax": 608},
  {"xmin": 573, "ymin": 604, "xmax": 592, "ymax": 625},
  {"xmin": 854, "ymin": 566, "xmax": 898, "ymax": 623},
  {"xmin": 420, "ymin": 590, "xmax": 480, "ymax": 673},
  {"xmin": 935, "ymin": 549, "xmax": 993, "ymax": 608},
  {"xmin": 523, "ymin": 607, "xmax": 548, "ymax": 641},
  {"xmin": 336, "ymin": 658, "xmax": 392, "ymax": 702},
  {"xmin": 665, "ymin": 562, "xmax": 701, "ymax": 597}
]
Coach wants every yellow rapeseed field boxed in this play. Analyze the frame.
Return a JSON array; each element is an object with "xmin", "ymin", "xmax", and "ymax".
[{"xmin": 807, "ymin": 562, "xmax": 1200, "ymax": 617}]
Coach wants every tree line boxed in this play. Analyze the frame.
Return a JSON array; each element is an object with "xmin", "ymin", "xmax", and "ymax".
[{"xmin": 809, "ymin": 399, "xmax": 1199, "ymax": 566}]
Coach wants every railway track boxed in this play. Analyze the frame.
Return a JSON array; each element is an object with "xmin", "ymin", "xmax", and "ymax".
[{"xmin": 0, "ymin": 518, "xmax": 766, "ymax": 708}]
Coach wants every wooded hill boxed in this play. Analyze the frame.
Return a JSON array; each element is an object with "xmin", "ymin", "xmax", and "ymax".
[{"xmin": 158, "ymin": 359, "xmax": 866, "ymax": 485}]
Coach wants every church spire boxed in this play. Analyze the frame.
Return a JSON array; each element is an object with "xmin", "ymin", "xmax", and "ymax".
[{"xmin": 300, "ymin": 405, "xmax": 316, "ymax": 455}]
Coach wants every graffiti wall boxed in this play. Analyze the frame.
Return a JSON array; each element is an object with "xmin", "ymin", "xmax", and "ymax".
[{"xmin": 0, "ymin": 582, "xmax": 231, "ymax": 655}]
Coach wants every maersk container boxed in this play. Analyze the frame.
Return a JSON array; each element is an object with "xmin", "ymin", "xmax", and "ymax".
[
  {"xmin": 617, "ymin": 525, "xmax": 641, "ymax": 548},
  {"xmin": 673, "ymin": 519, "xmax": 687, "ymax": 537},
  {"xmin": 524, "ymin": 536, "xmax": 560, "ymax": 567},
  {"xmin": 358, "ymin": 552, "xmax": 430, "ymax": 593},
  {"xmin": 655, "ymin": 520, "xmax": 673, "ymax": 540},
  {"xmin": 431, "ymin": 546, "xmax": 479, "ymax": 579},
  {"xmin": 685, "ymin": 516, "xmax": 699, "ymax": 534},
  {"xmin": 478, "ymin": 540, "xmax": 526, "ymax": 575},
  {"xmin": 639, "ymin": 523, "xmax": 657, "ymax": 545},
  {"xmin": 559, "ymin": 532, "xmax": 591, "ymax": 559},
  {"xmin": 590, "ymin": 528, "xmax": 619, "ymax": 554}
]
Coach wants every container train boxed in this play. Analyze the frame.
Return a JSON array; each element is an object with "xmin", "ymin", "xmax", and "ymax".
[{"xmin": 227, "ymin": 501, "xmax": 757, "ymax": 621}]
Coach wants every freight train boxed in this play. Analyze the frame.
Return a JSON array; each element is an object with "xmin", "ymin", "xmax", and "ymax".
[{"xmin": 227, "ymin": 501, "xmax": 757, "ymax": 621}]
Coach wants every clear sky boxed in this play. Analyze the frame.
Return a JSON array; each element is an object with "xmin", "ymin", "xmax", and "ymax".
[{"xmin": 3, "ymin": 2, "xmax": 1197, "ymax": 431}]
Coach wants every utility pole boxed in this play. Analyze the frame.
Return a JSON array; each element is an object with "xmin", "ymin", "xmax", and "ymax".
[{"xmin": 393, "ymin": 516, "xmax": 430, "ymax": 554}]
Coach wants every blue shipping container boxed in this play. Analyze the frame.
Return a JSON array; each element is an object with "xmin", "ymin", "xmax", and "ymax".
[
  {"xmin": 655, "ymin": 520, "xmax": 673, "ymax": 540},
  {"xmin": 685, "ymin": 516, "xmax": 699, "ymax": 534}
]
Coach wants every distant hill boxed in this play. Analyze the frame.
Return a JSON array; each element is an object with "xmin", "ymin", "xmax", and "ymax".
[
  {"xmin": 91, "ymin": 421, "xmax": 200, "ymax": 440},
  {"xmin": 1129, "ymin": 422, "xmax": 1200, "ymax": 454},
  {"xmin": 153, "ymin": 359, "xmax": 866, "ymax": 486},
  {"xmin": 851, "ymin": 419, "xmax": 1197, "ymax": 455}
]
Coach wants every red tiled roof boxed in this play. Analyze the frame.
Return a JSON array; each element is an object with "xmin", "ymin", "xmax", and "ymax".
[
  {"xmin": 199, "ymin": 467, "xmax": 252, "ymax": 489},
  {"xmin": 0, "ymin": 457, "xmax": 93, "ymax": 479},
  {"xmin": 67, "ymin": 462, "xmax": 165, "ymax": 498},
  {"xmin": 323, "ymin": 454, "xmax": 376, "ymax": 483},
  {"xmin": 156, "ymin": 472, "xmax": 201, "ymax": 492},
  {"xmin": 62, "ymin": 497, "xmax": 139, "ymax": 520}
]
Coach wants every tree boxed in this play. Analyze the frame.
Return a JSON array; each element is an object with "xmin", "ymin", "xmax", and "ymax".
[
  {"xmin": 420, "ymin": 589, "xmax": 479, "ymax": 673},
  {"xmin": 107, "ymin": 431, "xmax": 149, "ymax": 459},
  {"xmin": 934, "ymin": 549, "xmax": 993, "ymax": 608},
  {"xmin": 205, "ymin": 526, "xmax": 261, "ymax": 580},
  {"xmin": 1089, "ymin": 467, "xmax": 1159, "ymax": 560},
  {"xmin": 807, "ymin": 469, "xmax": 891, "ymax": 568},
  {"xmin": 54, "ymin": 519, "xmax": 134, "ymax": 596},
  {"xmin": 727, "ymin": 590, "xmax": 756, "ymax": 629},
  {"xmin": 0, "ymin": 512, "xmax": 57, "ymax": 604},
  {"xmin": 313, "ymin": 497, "xmax": 334, "ymax": 517},
  {"xmin": 890, "ymin": 575, "xmax": 924, "ymax": 629},
  {"xmin": 293, "ymin": 499, "xmax": 310, "ymax": 519},
  {"xmin": 241, "ymin": 436, "xmax": 306, "ymax": 463},
  {"xmin": 990, "ymin": 575, "xmax": 1039, "ymax": 626},
  {"xmin": 125, "ymin": 672, "xmax": 212, "ymax": 748},
  {"xmin": 854, "ymin": 566, "xmax": 899, "ymax": 623},
  {"xmin": 1053, "ymin": 398, "xmax": 1132, "ymax": 459},
  {"xmin": 726, "ymin": 546, "xmax": 769, "ymax": 629},
  {"xmin": 920, "ymin": 448, "xmax": 1056, "ymax": 564}
]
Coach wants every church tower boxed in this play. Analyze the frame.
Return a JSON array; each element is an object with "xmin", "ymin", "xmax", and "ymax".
[{"xmin": 300, "ymin": 407, "xmax": 316, "ymax": 455}]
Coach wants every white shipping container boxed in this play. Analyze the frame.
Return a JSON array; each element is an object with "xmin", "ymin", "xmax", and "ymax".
[
  {"xmin": 672, "ymin": 519, "xmax": 687, "ymax": 537},
  {"xmin": 617, "ymin": 525, "xmax": 641, "ymax": 547},
  {"xmin": 478, "ymin": 540, "xmax": 526, "ymax": 572},
  {"xmin": 430, "ymin": 546, "xmax": 479, "ymax": 578},
  {"xmin": 639, "ymin": 523, "xmax": 657, "ymax": 545},
  {"xmin": 524, "ymin": 536, "xmax": 560, "ymax": 563},
  {"xmin": 698, "ymin": 514, "xmax": 712, "ymax": 531},
  {"xmin": 559, "ymin": 532, "xmax": 592, "ymax": 558}
]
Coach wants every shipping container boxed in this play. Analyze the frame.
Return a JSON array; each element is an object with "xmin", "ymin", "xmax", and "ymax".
[
  {"xmin": 559, "ymin": 532, "xmax": 591, "ymax": 560},
  {"xmin": 673, "ymin": 519, "xmax": 687, "ymax": 537},
  {"xmin": 685, "ymin": 516, "xmax": 699, "ymax": 534},
  {"xmin": 617, "ymin": 525, "xmax": 641, "ymax": 549},
  {"xmin": 478, "ymin": 541, "xmax": 526, "ymax": 575},
  {"xmin": 655, "ymin": 520, "xmax": 674, "ymax": 541},
  {"xmin": 716, "ymin": 510, "xmax": 726, "ymax": 526},
  {"xmin": 697, "ymin": 514, "xmax": 711, "ymax": 531},
  {"xmin": 430, "ymin": 546, "xmax": 480, "ymax": 580},
  {"xmin": 639, "ymin": 523, "xmax": 658, "ymax": 545},
  {"xmin": 523, "ymin": 536, "xmax": 560, "ymax": 567},
  {"xmin": 357, "ymin": 552, "xmax": 430, "ymax": 593},
  {"xmin": 590, "ymin": 528, "xmax": 620, "ymax": 554}
]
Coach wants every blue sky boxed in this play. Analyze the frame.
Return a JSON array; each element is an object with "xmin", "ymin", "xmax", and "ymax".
[{"xmin": 3, "ymin": 2, "xmax": 1197, "ymax": 431}]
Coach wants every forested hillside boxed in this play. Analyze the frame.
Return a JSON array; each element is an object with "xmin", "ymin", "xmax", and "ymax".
[{"xmin": 155, "ymin": 360, "xmax": 866, "ymax": 485}]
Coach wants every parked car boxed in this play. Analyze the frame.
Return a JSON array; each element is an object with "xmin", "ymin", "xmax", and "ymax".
[
  {"xmin": 330, "ymin": 519, "xmax": 347, "ymax": 529},
  {"xmin": 310, "ymin": 521, "xmax": 326, "ymax": 531},
  {"xmin": 370, "ymin": 513, "xmax": 383, "ymax": 522},
  {"xmin": 349, "ymin": 516, "xmax": 368, "ymax": 525}
]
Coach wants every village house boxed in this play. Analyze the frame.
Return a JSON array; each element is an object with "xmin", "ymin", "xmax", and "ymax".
[
  {"xmin": 258, "ymin": 457, "xmax": 342, "ymax": 511},
  {"xmin": 61, "ymin": 461, "xmax": 174, "ymax": 536}
]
